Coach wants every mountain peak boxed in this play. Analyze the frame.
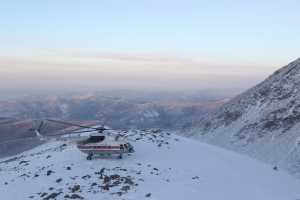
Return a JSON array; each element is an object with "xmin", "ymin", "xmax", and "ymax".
[
  {"xmin": 190, "ymin": 58, "xmax": 300, "ymax": 177},
  {"xmin": 272, "ymin": 57, "xmax": 300, "ymax": 78}
]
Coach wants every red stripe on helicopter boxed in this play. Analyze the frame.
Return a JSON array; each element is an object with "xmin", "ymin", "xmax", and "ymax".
[
  {"xmin": 78, "ymin": 146, "xmax": 120, "ymax": 149},
  {"xmin": 79, "ymin": 148, "xmax": 121, "ymax": 151}
]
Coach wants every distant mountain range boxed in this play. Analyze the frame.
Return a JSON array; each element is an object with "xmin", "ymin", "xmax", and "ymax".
[
  {"xmin": 0, "ymin": 95, "xmax": 225, "ymax": 130},
  {"xmin": 189, "ymin": 58, "xmax": 300, "ymax": 177}
]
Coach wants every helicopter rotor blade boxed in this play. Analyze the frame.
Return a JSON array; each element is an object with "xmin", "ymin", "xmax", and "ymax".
[
  {"xmin": 0, "ymin": 136, "xmax": 43, "ymax": 146},
  {"xmin": 70, "ymin": 130, "xmax": 98, "ymax": 134},
  {"xmin": 28, "ymin": 120, "xmax": 44, "ymax": 138},
  {"xmin": 47, "ymin": 119, "xmax": 103, "ymax": 131},
  {"xmin": 49, "ymin": 129, "xmax": 97, "ymax": 137},
  {"xmin": 37, "ymin": 121, "xmax": 45, "ymax": 132}
]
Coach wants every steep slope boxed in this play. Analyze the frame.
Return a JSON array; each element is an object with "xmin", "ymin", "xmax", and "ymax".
[
  {"xmin": 190, "ymin": 58, "xmax": 300, "ymax": 176},
  {"xmin": 0, "ymin": 130, "xmax": 299, "ymax": 200}
]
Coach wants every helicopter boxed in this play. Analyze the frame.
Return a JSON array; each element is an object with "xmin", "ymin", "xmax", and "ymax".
[
  {"xmin": 47, "ymin": 119, "xmax": 135, "ymax": 160},
  {"xmin": 1, "ymin": 119, "xmax": 135, "ymax": 160}
]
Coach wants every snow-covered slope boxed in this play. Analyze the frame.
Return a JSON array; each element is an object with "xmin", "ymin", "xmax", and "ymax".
[
  {"xmin": 189, "ymin": 58, "xmax": 300, "ymax": 177},
  {"xmin": 0, "ymin": 130, "xmax": 299, "ymax": 200}
]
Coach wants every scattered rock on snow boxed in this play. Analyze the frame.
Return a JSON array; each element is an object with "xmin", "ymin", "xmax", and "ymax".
[
  {"xmin": 46, "ymin": 170, "xmax": 54, "ymax": 176},
  {"xmin": 145, "ymin": 193, "xmax": 152, "ymax": 197},
  {"xmin": 121, "ymin": 185, "xmax": 130, "ymax": 192},
  {"xmin": 64, "ymin": 194, "xmax": 84, "ymax": 199},
  {"xmin": 56, "ymin": 178, "xmax": 63, "ymax": 183},
  {"xmin": 19, "ymin": 160, "xmax": 29, "ymax": 165},
  {"xmin": 70, "ymin": 184, "xmax": 81, "ymax": 193},
  {"xmin": 43, "ymin": 192, "xmax": 62, "ymax": 200},
  {"xmin": 81, "ymin": 175, "xmax": 91, "ymax": 180}
]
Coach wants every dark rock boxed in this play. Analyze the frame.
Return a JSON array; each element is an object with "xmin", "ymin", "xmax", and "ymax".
[
  {"xmin": 152, "ymin": 129, "xmax": 161, "ymax": 133},
  {"xmin": 43, "ymin": 192, "xmax": 62, "ymax": 200},
  {"xmin": 64, "ymin": 194, "xmax": 84, "ymax": 199},
  {"xmin": 145, "ymin": 193, "xmax": 152, "ymax": 197},
  {"xmin": 19, "ymin": 160, "xmax": 29, "ymax": 165},
  {"xmin": 40, "ymin": 192, "xmax": 48, "ymax": 197},
  {"xmin": 101, "ymin": 184, "xmax": 110, "ymax": 191},
  {"xmin": 20, "ymin": 173, "xmax": 30, "ymax": 178},
  {"xmin": 95, "ymin": 168, "xmax": 105, "ymax": 178},
  {"xmin": 70, "ymin": 185, "xmax": 81, "ymax": 193},
  {"xmin": 220, "ymin": 110, "xmax": 242, "ymax": 125},
  {"xmin": 111, "ymin": 192, "xmax": 123, "ymax": 196},
  {"xmin": 110, "ymin": 174, "xmax": 120, "ymax": 180},
  {"xmin": 56, "ymin": 178, "xmax": 63, "ymax": 183},
  {"xmin": 124, "ymin": 177, "xmax": 134, "ymax": 185},
  {"xmin": 46, "ymin": 170, "xmax": 54, "ymax": 176},
  {"xmin": 112, "ymin": 180, "xmax": 121, "ymax": 186},
  {"xmin": 70, "ymin": 176, "xmax": 78, "ymax": 180},
  {"xmin": 81, "ymin": 175, "xmax": 91, "ymax": 180},
  {"xmin": 103, "ymin": 176, "xmax": 110, "ymax": 184},
  {"xmin": 91, "ymin": 182, "xmax": 97, "ymax": 187},
  {"xmin": 121, "ymin": 185, "xmax": 130, "ymax": 192},
  {"xmin": 66, "ymin": 166, "xmax": 72, "ymax": 170}
]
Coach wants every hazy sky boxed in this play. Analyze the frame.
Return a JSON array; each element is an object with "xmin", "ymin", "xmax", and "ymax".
[{"xmin": 0, "ymin": 0, "xmax": 300, "ymax": 93}]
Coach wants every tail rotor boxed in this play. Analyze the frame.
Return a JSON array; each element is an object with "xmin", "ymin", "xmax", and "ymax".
[{"xmin": 30, "ymin": 120, "xmax": 46, "ymax": 140}]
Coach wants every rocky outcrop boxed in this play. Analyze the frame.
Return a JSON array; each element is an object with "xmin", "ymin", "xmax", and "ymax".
[{"xmin": 190, "ymin": 58, "xmax": 300, "ymax": 177}]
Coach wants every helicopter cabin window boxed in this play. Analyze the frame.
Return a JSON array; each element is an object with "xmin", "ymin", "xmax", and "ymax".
[{"xmin": 87, "ymin": 136, "xmax": 105, "ymax": 143}]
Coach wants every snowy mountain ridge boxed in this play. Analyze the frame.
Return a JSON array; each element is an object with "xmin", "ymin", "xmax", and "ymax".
[
  {"xmin": 1, "ymin": 130, "xmax": 299, "ymax": 200},
  {"xmin": 189, "ymin": 58, "xmax": 300, "ymax": 177}
]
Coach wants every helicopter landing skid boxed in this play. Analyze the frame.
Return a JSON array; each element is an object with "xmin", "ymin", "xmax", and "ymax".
[{"xmin": 86, "ymin": 153, "xmax": 93, "ymax": 160}]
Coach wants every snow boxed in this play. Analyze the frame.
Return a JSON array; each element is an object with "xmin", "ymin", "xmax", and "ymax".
[
  {"xmin": 0, "ymin": 130, "xmax": 299, "ymax": 200},
  {"xmin": 189, "ymin": 58, "xmax": 300, "ymax": 177}
]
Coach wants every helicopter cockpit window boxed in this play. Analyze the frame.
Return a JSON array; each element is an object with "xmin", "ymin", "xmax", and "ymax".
[{"xmin": 82, "ymin": 135, "xmax": 105, "ymax": 144}]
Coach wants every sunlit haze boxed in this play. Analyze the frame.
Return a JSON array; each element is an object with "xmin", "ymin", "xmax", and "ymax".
[{"xmin": 1, "ymin": 0, "xmax": 300, "ymax": 94}]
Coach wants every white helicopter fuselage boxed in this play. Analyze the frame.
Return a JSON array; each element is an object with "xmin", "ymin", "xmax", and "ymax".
[{"xmin": 76, "ymin": 135, "xmax": 134, "ymax": 159}]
